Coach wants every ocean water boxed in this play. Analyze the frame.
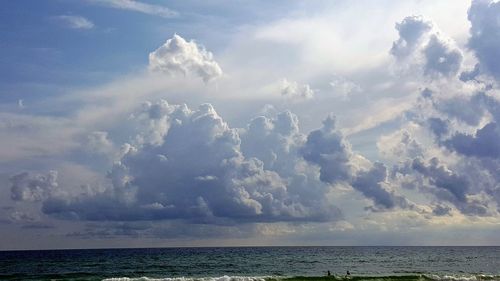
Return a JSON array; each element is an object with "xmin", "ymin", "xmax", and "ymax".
[{"xmin": 0, "ymin": 247, "xmax": 499, "ymax": 281}]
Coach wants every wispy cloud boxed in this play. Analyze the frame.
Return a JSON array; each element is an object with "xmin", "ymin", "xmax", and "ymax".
[
  {"xmin": 88, "ymin": 0, "xmax": 178, "ymax": 18},
  {"xmin": 53, "ymin": 15, "xmax": 95, "ymax": 29}
]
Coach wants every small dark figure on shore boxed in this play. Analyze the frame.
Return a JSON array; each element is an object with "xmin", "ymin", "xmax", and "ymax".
[
  {"xmin": 327, "ymin": 270, "xmax": 331, "ymax": 276},
  {"xmin": 346, "ymin": 270, "xmax": 351, "ymax": 277}
]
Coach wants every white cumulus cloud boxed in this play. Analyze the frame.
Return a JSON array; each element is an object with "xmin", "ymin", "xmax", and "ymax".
[
  {"xmin": 280, "ymin": 79, "xmax": 314, "ymax": 101},
  {"xmin": 149, "ymin": 34, "xmax": 223, "ymax": 83}
]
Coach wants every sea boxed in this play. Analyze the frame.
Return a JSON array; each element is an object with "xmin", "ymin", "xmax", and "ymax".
[{"xmin": 0, "ymin": 246, "xmax": 499, "ymax": 281}]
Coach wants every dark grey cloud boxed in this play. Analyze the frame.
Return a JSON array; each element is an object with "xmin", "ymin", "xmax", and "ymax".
[
  {"xmin": 412, "ymin": 158, "xmax": 470, "ymax": 204},
  {"xmin": 445, "ymin": 122, "xmax": 500, "ymax": 159},
  {"xmin": 351, "ymin": 162, "xmax": 397, "ymax": 210},
  {"xmin": 393, "ymin": 154, "xmax": 492, "ymax": 216},
  {"xmin": 468, "ymin": 0, "xmax": 500, "ymax": 79},
  {"xmin": 301, "ymin": 115, "xmax": 408, "ymax": 210},
  {"xmin": 301, "ymin": 115, "xmax": 354, "ymax": 183},
  {"xmin": 460, "ymin": 63, "xmax": 481, "ymax": 82},
  {"xmin": 423, "ymin": 35, "xmax": 462, "ymax": 77},
  {"xmin": 424, "ymin": 91, "xmax": 500, "ymax": 155},
  {"xmin": 427, "ymin": 117, "xmax": 449, "ymax": 138}
]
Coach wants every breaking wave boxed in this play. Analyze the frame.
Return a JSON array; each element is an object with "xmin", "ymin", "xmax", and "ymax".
[{"xmin": 103, "ymin": 275, "xmax": 500, "ymax": 281}]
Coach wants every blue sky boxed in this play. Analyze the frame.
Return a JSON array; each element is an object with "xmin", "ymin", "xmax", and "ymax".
[{"xmin": 1, "ymin": 0, "xmax": 500, "ymax": 250}]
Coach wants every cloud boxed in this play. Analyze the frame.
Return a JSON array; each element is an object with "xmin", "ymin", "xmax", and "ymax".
[
  {"xmin": 280, "ymin": 79, "xmax": 314, "ymax": 101},
  {"xmin": 40, "ymin": 100, "xmax": 343, "ymax": 223},
  {"xmin": 240, "ymin": 110, "xmax": 303, "ymax": 171},
  {"xmin": 410, "ymin": 158, "xmax": 490, "ymax": 216},
  {"xmin": 432, "ymin": 204, "xmax": 452, "ymax": 216},
  {"xmin": 351, "ymin": 162, "xmax": 394, "ymax": 209},
  {"xmin": 66, "ymin": 221, "xmax": 279, "ymax": 240},
  {"xmin": 423, "ymin": 35, "xmax": 463, "ymax": 77},
  {"xmin": 149, "ymin": 34, "xmax": 223, "ymax": 83},
  {"xmin": 432, "ymin": 94, "xmax": 485, "ymax": 127},
  {"xmin": 329, "ymin": 76, "xmax": 361, "ymax": 100},
  {"xmin": 445, "ymin": 122, "xmax": 500, "ymax": 159},
  {"xmin": 87, "ymin": 0, "xmax": 178, "ymax": 18},
  {"xmin": 377, "ymin": 129, "xmax": 423, "ymax": 162},
  {"xmin": 390, "ymin": 15, "xmax": 463, "ymax": 78},
  {"xmin": 53, "ymin": 15, "xmax": 95, "ymax": 29},
  {"xmin": 391, "ymin": 15, "xmax": 433, "ymax": 58},
  {"xmin": 83, "ymin": 131, "xmax": 115, "ymax": 157},
  {"xmin": 301, "ymin": 115, "xmax": 408, "ymax": 210},
  {"xmin": 427, "ymin": 117, "xmax": 449, "ymax": 138},
  {"xmin": 411, "ymin": 158, "xmax": 470, "ymax": 204},
  {"xmin": 468, "ymin": 0, "xmax": 500, "ymax": 79},
  {"xmin": 390, "ymin": 87, "xmax": 500, "ymax": 217},
  {"xmin": 14, "ymin": 100, "xmax": 423, "ymax": 226},
  {"xmin": 9, "ymin": 211, "xmax": 38, "ymax": 222},
  {"xmin": 10, "ymin": 171, "xmax": 58, "ymax": 202},
  {"xmin": 17, "ymin": 99, "xmax": 24, "ymax": 109},
  {"xmin": 460, "ymin": 64, "xmax": 481, "ymax": 82},
  {"xmin": 4, "ymin": 1, "xmax": 500, "ymax": 246},
  {"xmin": 239, "ymin": 111, "xmax": 346, "ymax": 220},
  {"xmin": 301, "ymin": 115, "xmax": 354, "ymax": 183},
  {"xmin": 0, "ymin": 112, "xmax": 79, "ymax": 163}
]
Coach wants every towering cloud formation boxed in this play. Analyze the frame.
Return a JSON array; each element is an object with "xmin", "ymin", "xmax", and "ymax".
[
  {"xmin": 149, "ymin": 34, "xmax": 223, "ymax": 83},
  {"xmin": 468, "ymin": 0, "xmax": 500, "ymax": 79},
  {"xmin": 11, "ymin": 97, "xmax": 419, "ymax": 225},
  {"xmin": 38, "ymin": 101, "xmax": 347, "ymax": 223}
]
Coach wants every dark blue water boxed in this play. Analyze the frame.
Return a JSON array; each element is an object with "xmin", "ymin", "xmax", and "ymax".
[{"xmin": 0, "ymin": 247, "xmax": 499, "ymax": 281}]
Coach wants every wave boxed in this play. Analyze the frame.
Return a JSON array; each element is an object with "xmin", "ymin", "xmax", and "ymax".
[
  {"xmin": 103, "ymin": 275, "xmax": 500, "ymax": 281},
  {"xmin": 103, "ymin": 277, "xmax": 271, "ymax": 281}
]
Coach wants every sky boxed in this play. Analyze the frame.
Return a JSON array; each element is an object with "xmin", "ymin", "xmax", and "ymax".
[{"xmin": 1, "ymin": 0, "xmax": 500, "ymax": 250}]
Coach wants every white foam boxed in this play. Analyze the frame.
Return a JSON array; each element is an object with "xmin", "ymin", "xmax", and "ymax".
[
  {"xmin": 424, "ymin": 275, "xmax": 500, "ymax": 281},
  {"xmin": 103, "ymin": 276, "xmax": 273, "ymax": 281}
]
